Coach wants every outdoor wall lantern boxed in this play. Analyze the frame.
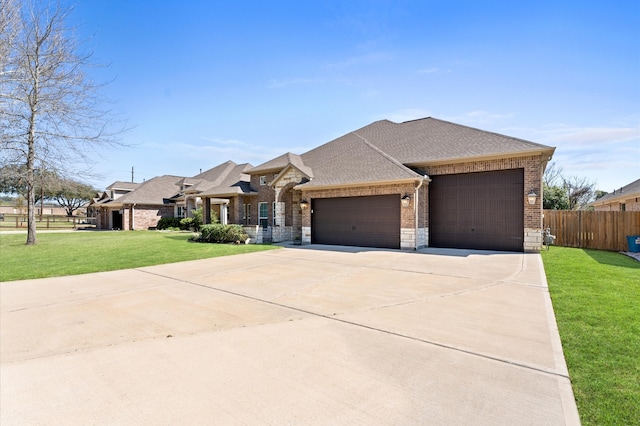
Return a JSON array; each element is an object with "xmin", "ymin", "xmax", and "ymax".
[
  {"xmin": 300, "ymin": 199, "xmax": 309, "ymax": 210},
  {"xmin": 527, "ymin": 189, "xmax": 538, "ymax": 205},
  {"xmin": 401, "ymin": 194, "xmax": 411, "ymax": 208}
]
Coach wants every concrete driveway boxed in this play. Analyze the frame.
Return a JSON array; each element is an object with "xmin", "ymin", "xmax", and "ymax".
[{"xmin": 1, "ymin": 246, "xmax": 579, "ymax": 425}]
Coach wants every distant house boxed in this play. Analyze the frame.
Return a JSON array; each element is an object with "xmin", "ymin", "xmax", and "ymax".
[
  {"xmin": 590, "ymin": 178, "xmax": 640, "ymax": 212},
  {"xmin": 91, "ymin": 117, "xmax": 555, "ymax": 251},
  {"xmin": 89, "ymin": 161, "xmax": 253, "ymax": 230}
]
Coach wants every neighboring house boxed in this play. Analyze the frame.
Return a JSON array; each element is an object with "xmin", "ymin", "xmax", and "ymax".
[
  {"xmin": 91, "ymin": 117, "xmax": 555, "ymax": 251},
  {"xmin": 89, "ymin": 161, "xmax": 253, "ymax": 230},
  {"xmin": 89, "ymin": 181, "xmax": 141, "ymax": 229},
  {"xmin": 590, "ymin": 178, "xmax": 640, "ymax": 212}
]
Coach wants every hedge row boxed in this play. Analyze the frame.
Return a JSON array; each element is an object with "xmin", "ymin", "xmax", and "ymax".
[{"xmin": 193, "ymin": 224, "xmax": 248, "ymax": 244}]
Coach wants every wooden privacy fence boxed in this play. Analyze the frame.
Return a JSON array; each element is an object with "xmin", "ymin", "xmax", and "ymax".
[{"xmin": 543, "ymin": 210, "xmax": 640, "ymax": 252}]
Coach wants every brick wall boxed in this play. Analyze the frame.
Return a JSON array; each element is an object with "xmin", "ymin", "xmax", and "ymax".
[
  {"xmin": 129, "ymin": 205, "xmax": 174, "ymax": 230},
  {"xmin": 249, "ymin": 173, "xmax": 278, "ymax": 225}
]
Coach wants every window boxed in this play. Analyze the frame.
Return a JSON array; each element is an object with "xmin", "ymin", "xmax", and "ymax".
[
  {"xmin": 273, "ymin": 202, "xmax": 277, "ymax": 226},
  {"xmin": 243, "ymin": 203, "xmax": 251, "ymax": 225},
  {"xmin": 258, "ymin": 202, "xmax": 268, "ymax": 227},
  {"xmin": 260, "ymin": 175, "xmax": 267, "ymax": 185},
  {"xmin": 176, "ymin": 206, "xmax": 186, "ymax": 218}
]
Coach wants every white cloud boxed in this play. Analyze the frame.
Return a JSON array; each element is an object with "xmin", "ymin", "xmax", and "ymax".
[
  {"xmin": 325, "ymin": 51, "xmax": 393, "ymax": 69},
  {"xmin": 546, "ymin": 126, "xmax": 639, "ymax": 145}
]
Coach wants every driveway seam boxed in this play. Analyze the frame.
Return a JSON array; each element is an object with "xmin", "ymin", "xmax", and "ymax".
[{"xmin": 136, "ymin": 268, "xmax": 571, "ymax": 380}]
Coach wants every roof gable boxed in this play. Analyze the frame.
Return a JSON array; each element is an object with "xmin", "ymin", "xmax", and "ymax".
[
  {"xmin": 113, "ymin": 175, "xmax": 184, "ymax": 205},
  {"xmin": 296, "ymin": 131, "xmax": 423, "ymax": 189}
]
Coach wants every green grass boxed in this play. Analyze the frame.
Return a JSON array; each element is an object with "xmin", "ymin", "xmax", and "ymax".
[
  {"xmin": 541, "ymin": 247, "xmax": 639, "ymax": 425},
  {"xmin": 0, "ymin": 231, "xmax": 280, "ymax": 281}
]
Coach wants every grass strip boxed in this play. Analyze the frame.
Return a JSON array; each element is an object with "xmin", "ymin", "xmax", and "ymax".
[
  {"xmin": 0, "ymin": 231, "xmax": 280, "ymax": 282},
  {"xmin": 541, "ymin": 247, "xmax": 639, "ymax": 425}
]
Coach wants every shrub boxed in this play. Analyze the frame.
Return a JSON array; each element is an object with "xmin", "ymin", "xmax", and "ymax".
[
  {"xmin": 180, "ymin": 217, "xmax": 197, "ymax": 231},
  {"xmin": 157, "ymin": 217, "xmax": 182, "ymax": 230},
  {"xmin": 194, "ymin": 224, "xmax": 248, "ymax": 244}
]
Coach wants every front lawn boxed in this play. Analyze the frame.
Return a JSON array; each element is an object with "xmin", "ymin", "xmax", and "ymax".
[
  {"xmin": 541, "ymin": 247, "xmax": 639, "ymax": 425},
  {"xmin": 0, "ymin": 231, "xmax": 280, "ymax": 282}
]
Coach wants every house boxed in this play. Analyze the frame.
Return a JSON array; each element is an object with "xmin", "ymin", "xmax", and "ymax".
[
  {"xmin": 92, "ymin": 117, "xmax": 554, "ymax": 251},
  {"xmin": 234, "ymin": 117, "xmax": 554, "ymax": 252},
  {"xmin": 590, "ymin": 178, "xmax": 640, "ymax": 212},
  {"xmin": 89, "ymin": 162, "xmax": 253, "ymax": 230}
]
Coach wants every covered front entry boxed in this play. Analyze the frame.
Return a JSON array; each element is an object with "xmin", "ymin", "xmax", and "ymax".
[
  {"xmin": 111, "ymin": 211, "xmax": 123, "ymax": 230},
  {"xmin": 429, "ymin": 169, "xmax": 524, "ymax": 252},
  {"xmin": 311, "ymin": 194, "xmax": 400, "ymax": 249}
]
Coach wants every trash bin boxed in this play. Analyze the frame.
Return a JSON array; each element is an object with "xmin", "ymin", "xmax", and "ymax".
[{"xmin": 627, "ymin": 236, "xmax": 640, "ymax": 253}]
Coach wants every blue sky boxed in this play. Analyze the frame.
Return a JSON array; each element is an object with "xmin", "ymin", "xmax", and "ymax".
[{"xmin": 69, "ymin": 0, "xmax": 639, "ymax": 193}]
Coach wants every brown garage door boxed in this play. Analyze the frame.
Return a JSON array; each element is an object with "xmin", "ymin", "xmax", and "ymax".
[
  {"xmin": 311, "ymin": 195, "xmax": 400, "ymax": 249},
  {"xmin": 429, "ymin": 169, "xmax": 524, "ymax": 252}
]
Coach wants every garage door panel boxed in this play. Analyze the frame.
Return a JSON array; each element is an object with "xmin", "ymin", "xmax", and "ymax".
[
  {"xmin": 312, "ymin": 195, "xmax": 400, "ymax": 249},
  {"xmin": 429, "ymin": 169, "xmax": 524, "ymax": 252}
]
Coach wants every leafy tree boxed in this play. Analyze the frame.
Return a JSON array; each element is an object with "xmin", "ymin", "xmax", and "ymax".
[
  {"xmin": 0, "ymin": 164, "xmax": 59, "ymax": 204},
  {"xmin": 543, "ymin": 183, "xmax": 570, "ymax": 210},
  {"xmin": 543, "ymin": 162, "xmax": 596, "ymax": 210},
  {"xmin": 51, "ymin": 178, "xmax": 97, "ymax": 216},
  {"xmin": 1, "ymin": 1, "xmax": 126, "ymax": 245},
  {"xmin": 594, "ymin": 190, "xmax": 608, "ymax": 200}
]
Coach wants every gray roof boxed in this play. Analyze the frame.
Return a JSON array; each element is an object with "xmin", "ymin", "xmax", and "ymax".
[
  {"xmin": 249, "ymin": 152, "xmax": 313, "ymax": 177},
  {"xmin": 197, "ymin": 162, "xmax": 255, "ymax": 197},
  {"xmin": 111, "ymin": 175, "xmax": 184, "ymax": 205},
  {"xmin": 297, "ymin": 131, "xmax": 423, "ymax": 188},
  {"xmin": 591, "ymin": 178, "xmax": 640, "ymax": 206},
  {"xmin": 249, "ymin": 117, "xmax": 554, "ymax": 190},
  {"xmin": 351, "ymin": 118, "xmax": 554, "ymax": 165},
  {"xmin": 106, "ymin": 181, "xmax": 140, "ymax": 191}
]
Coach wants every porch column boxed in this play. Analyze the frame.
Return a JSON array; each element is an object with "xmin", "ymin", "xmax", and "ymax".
[
  {"xmin": 221, "ymin": 203, "xmax": 228, "ymax": 225},
  {"xmin": 203, "ymin": 198, "xmax": 211, "ymax": 225}
]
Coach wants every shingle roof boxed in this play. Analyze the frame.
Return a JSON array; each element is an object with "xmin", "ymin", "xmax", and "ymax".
[
  {"xmin": 110, "ymin": 175, "xmax": 183, "ymax": 205},
  {"xmin": 249, "ymin": 117, "xmax": 554, "ymax": 189},
  {"xmin": 106, "ymin": 181, "xmax": 140, "ymax": 191},
  {"xmin": 296, "ymin": 131, "xmax": 423, "ymax": 188},
  {"xmin": 353, "ymin": 117, "xmax": 554, "ymax": 165},
  {"xmin": 590, "ymin": 178, "xmax": 640, "ymax": 206},
  {"xmin": 249, "ymin": 152, "xmax": 313, "ymax": 176},
  {"xmin": 197, "ymin": 163, "xmax": 256, "ymax": 197}
]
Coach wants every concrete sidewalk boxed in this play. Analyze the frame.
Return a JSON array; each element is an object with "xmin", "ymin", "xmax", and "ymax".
[{"xmin": 0, "ymin": 246, "xmax": 579, "ymax": 425}]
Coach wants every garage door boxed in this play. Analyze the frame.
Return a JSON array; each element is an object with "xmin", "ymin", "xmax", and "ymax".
[
  {"xmin": 311, "ymin": 195, "xmax": 400, "ymax": 249},
  {"xmin": 429, "ymin": 169, "xmax": 524, "ymax": 252}
]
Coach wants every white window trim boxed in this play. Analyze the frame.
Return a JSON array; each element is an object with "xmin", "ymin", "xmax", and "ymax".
[{"xmin": 260, "ymin": 175, "xmax": 267, "ymax": 185}]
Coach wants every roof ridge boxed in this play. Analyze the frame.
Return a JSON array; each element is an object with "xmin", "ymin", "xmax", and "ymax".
[
  {"xmin": 425, "ymin": 117, "xmax": 550, "ymax": 149},
  {"xmin": 352, "ymin": 131, "xmax": 422, "ymax": 177}
]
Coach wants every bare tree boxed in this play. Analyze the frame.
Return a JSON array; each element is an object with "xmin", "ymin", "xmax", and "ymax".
[
  {"xmin": 543, "ymin": 162, "xmax": 564, "ymax": 187},
  {"xmin": 563, "ymin": 175, "xmax": 596, "ymax": 210},
  {"xmin": 1, "ymin": 0, "xmax": 125, "ymax": 244}
]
